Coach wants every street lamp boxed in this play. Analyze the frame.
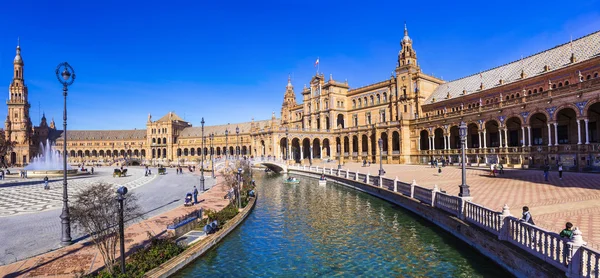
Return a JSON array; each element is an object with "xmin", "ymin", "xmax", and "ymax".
[
  {"xmin": 56, "ymin": 62, "xmax": 75, "ymax": 246},
  {"xmin": 378, "ymin": 138, "xmax": 385, "ymax": 176},
  {"xmin": 116, "ymin": 186, "xmax": 128, "ymax": 274},
  {"xmin": 225, "ymin": 129, "xmax": 229, "ymax": 160},
  {"xmin": 236, "ymin": 126, "xmax": 240, "ymax": 160},
  {"xmin": 209, "ymin": 133, "xmax": 215, "ymax": 178},
  {"xmin": 200, "ymin": 117, "xmax": 205, "ymax": 191},
  {"xmin": 459, "ymin": 121, "xmax": 471, "ymax": 197},
  {"xmin": 237, "ymin": 168, "xmax": 243, "ymax": 209},
  {"xmin": 337, "ymin": 143, "xmax": 342, "ymax": 170}
]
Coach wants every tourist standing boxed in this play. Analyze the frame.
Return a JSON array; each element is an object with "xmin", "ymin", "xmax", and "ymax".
[
  {"xmin": 560, "ymin": 222, "xmax": 574, "ymax": 239},
  {"xmin": 193, "ymin": 186, "xmax": 198, "ymax": 204},
  {"xmin": 43, "ymin": 176, "xmax": 49, "ymax": 190},
  {"xmin": 543, "ymin": 164, "xmax": 550, "ymax": 181},
  {"xmin": 520, "ymin": 206, "xmax": 535, "ymax": 225},
  {"xmin": 558, "ymin": 164, "xmax": 563, "ymax": 180},
  {"xmin": 91, "ymin": 167, "xmax": 94, "ymax": 175}
]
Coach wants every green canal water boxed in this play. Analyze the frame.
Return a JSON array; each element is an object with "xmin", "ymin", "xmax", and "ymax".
[{"xmin": 175, "ymin": 173, "xmax": 511, "ymax": 277}]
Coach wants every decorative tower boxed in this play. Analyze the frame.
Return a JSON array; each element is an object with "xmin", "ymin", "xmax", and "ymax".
[
  {"xmin": 397, "ymin": 23, "xmax": 418, "ymax": 71},
  {"xmin": 5, "ymin": 40, "xmax": 33, "ymax": 165},
  {"xmin": 280, "ymin": 75, "xmax": 297, "ymax": 124}
]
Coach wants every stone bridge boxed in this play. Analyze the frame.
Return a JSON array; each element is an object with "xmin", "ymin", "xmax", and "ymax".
[{"xmin": 252, "ymin": 161, "xmax": 288, "ymax": 173}]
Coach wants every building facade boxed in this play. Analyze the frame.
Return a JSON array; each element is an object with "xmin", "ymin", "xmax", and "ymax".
[{"xmin": 4, "ymin": 26, "xmax": 600, "ymax": 171}]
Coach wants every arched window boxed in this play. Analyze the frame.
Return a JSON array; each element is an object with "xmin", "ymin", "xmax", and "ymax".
[
  {"xmin": 370, "ymin": 96, "xmax": 374, "ymax": 105},
  {"xmin": 376, "ymin": 94, "xmax": 381, "ymax": 104},
  {"xmin": 152, "ymin": 138, "xmax": 156, "ymax": 144},
  {"xmin": 587, "ymin": 75, "xmax": 592, "ymax": 80},
  {"xmin": 383, "ymin": 93, "xmax": 387, "ymax": 102},
  {"xmin": 516, "ymin": 93, "xmax": 520, "ymax": 98},
  {"xmin": 528, "ymin": 90, "xmax": 532, "ymax": 95},
  {"xmin": 539, "ymin": 87, "xmax": 543, "ymax": 92},
  {"xmin": 352, "ymin": 100, "xmax": 356, "ymax": 108},
  {"xmin": 358, "ymin": 99, "xmax": 362, "ymax": 107},
  {"xmin": 558, "ymin": 82, "xmax": 563, "ymax": 87},
  {"xmin": 565, "ymin": 80, "xmax": 569, "ymax": 86}
]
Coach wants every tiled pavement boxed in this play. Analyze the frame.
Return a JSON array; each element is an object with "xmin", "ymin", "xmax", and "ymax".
[
  {"xmin": 0, "ymin": 169, "xmax": 230, "ymax": 277},
  {"xmin": 328, "ymin": 162, "xmax": 600, "ymax": 249},
  {"xmin": 0, "ymin": 168, "xmax": 155, "ymax": 217}
]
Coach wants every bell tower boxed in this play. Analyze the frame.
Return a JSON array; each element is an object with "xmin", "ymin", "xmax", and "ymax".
[
  {"xmin": 280, "ymin": 75, "xmax": 297, "ymax": 125},
  {"xmin": 5, "ymin": 40, "xmax": 33, "ymax": 165}
]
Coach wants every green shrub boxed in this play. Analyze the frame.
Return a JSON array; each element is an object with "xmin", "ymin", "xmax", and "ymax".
[{"xmin": 90, "ymin": 237, "xmax": 184, "ymax": 278}]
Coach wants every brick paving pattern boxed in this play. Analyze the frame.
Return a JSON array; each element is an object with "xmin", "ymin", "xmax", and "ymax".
[{"xmin": 0, "ymin": 167, "xmax": 230, "ymax": 277}]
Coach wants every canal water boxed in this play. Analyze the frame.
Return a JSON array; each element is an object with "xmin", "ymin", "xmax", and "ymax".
[{"xmin": 175, "ymin": 173, "xmax": 510, "ymax": 277}]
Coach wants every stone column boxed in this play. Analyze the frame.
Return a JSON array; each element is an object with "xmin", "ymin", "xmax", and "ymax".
[
  {"xmin": 483, "ymin": 130, "xmax": 487, "ymax": 148},
  {"xmin": 499, "ymin": 129, "xmax": 503, "ymax": 147},
  {"xmin": 310, "ymin": 144, "xmax": 313, "ymax": 160},
  {"xmin": 521, "ymin": 126, "xmax": 526, "ymax": 147},
  {"xmin": 300, "ymin": 147, "xmax": 303, "ymax": 161},
  {"xmin": 577, "ymin": 120, "xmax": 582, "ymax": 145},
  {"xmin": 428, "ymin": 136, "xmax": 432, "ymax": 150},
  {"xmin": 553, "ymin": 122, "xmax": 559, "ymax": 146},
  {"xmin": 432, "ymin": 133, "xmax": 436, "ymax": 150},
  {"xmin": 478, "ymin": 132, "xmax": 482, "ymax": 149},
  {"xmin": 585, "ymin": 119, "xmax": 590, "ymax": 144},
  {"xmin": 527, "ymin": 126, "xmax": 532, "ymax": 147},
  {"xmin": 443, "ymin": 135, "xmax": 447, "ymax": 150},
  {"xmin": 367, "ymin": 135, "xmax": 372, "ymax": 159},
  {"xmin": 547, "ymin": 123, "xmax": 552, "ymax": 146},
  {"xmin": 504, "ymin": 128, "xmax": 508, "ymax": 147}
]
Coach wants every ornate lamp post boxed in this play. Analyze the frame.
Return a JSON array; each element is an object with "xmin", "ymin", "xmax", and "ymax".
[
  {"xmin": 236, "ymin": 126, "xmax": 240, "ymax": 160},
  {"xmin": 200, "ymin": 117, "xmax": 205, "ymax": 191},
  {"xmin": 56, "ymin": 62, "xmax": 75, "ymax": 246},
  {"xmin": 225, "ymin": 129, "xmax": 229, "ymax": 160},
  {"xmin": 116, "ymin": 186, "xmax": 128, "ymax": 274},
  {"xmin": 459, "ymin": 121, "xmax": 471, "ymax": 197},
  {"xmin": 237, "ymin": 168, "xmax": 242, "ymax": 208},
  {"xmin": 210, "ymin": 133, "xmax": 215, "ymax": 178},
  {"xmin": 337, "ymin": 143, "xmax": 342, "ymax": 170},
  {"xmin": 378, "ymin": 138, "xmax": 385, "ymax": 176}
]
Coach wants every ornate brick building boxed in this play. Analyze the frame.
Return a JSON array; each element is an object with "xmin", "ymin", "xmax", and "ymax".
[{"xmin": 4, "ymin": 27, "xmax": 600, "ymax": 171}]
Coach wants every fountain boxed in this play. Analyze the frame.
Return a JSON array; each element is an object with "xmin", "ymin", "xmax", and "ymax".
[{"xmin": 24, "ymin": 139, "xmax": 79, "ymax": 177}]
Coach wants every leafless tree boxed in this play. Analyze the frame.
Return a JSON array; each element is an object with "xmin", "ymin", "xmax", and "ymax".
[{"xmin": 69, "ymin": 182, "xmax": 141, "ymax": 275}]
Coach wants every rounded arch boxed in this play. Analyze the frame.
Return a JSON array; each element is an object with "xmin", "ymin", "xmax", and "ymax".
[
  {"xmin": 322, "ymin": 138, "xmax": 331, "ymax": 158},
  {"xmin": 526, "ymin": 109, "xmax": 551, "ymax": 125},
  {"xmin": 505, "ymin": 117, "xmax": 522, "ymax": 147},
  {"xmin": 582, "ymin": 99, "xmax": 600, "ymax": 118},
  {"xmin": 302, "ymin": 138, "xmax": 311, "ymax": 160},
  {"xmin": 554, "ymin": 104, "xmax": 581, "ymax": 121},
  {"xmin": 433, "ymin": 128, "xmax": 444, "ymax": 150},
  {"xmin": 556, "ymin": 107, "xmax": 578, "ymax": 144},
  {"xmin": 291, "ymin": 138, "xmax": 301, "ymax": 162},
  {"xmin": 392, "ymin": 131, "xmax": 400, "ymax": 152},
  {"xmin": 336, "ymin": 114, "xmax": 345, "ymax": 129},
  {"xmin": 419, "ymin": 130, "xmax": 429, "ymax": 150},
  {"xmin": 313, "ymin": 138, "xmax": 321, "ymax": 159}
]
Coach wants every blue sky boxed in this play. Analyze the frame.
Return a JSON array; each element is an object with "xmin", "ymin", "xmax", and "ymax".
[{"xmin": 0, "ymin": 0, "xmax": 599, "ymax": 130}]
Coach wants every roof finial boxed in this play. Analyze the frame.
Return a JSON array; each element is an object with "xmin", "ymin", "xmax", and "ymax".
[
  {"xmin": 17, "ymin": 37, "xmax": 20, "ymax": 48},
  {"xmin": 404, "ymin": 21, "xmax": 407, "ymax": 35}
]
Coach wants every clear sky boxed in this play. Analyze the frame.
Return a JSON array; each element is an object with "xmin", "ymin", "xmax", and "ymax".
[{"xmin": 1, "ymin": 0, "xmax": 599, "ymax": 130}]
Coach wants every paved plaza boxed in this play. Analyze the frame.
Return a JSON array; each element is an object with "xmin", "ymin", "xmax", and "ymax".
[
  {"xmin": 0, "ymin": 166, "xmax": 215, "ymax": 266},
  {"xmin": 317, "ymin": 161, "xmax": 600, "ymax": 249}
]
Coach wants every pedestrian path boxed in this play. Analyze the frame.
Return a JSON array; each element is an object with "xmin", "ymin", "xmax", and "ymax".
[
  {"xmin": 0, "ymin": 171, "xmax": 230, "ymax": 277},
  {"xmin": 0, "ymin": 168, "xmax": 156, "ymax": 217}
]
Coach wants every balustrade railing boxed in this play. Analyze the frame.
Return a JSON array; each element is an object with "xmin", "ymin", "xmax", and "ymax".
[
  {"xmin": 434, "ymin": 192, "xmax": 461, "ymax": 217},
  {"xmin": 464, "ymin": 202, "xmax": 503, "ymax": 234},
  {"xmin": 506, "ymin": 217, "xmax": 569, "ymax": 271},
  {"xmin": 293, "ymin": 166, "xmax": 599, "ymax": 277},
  {"xmin": 382, "ymin": 177, "xmax": 394, "ymax": 191},
  {"xmin": 413, "ymin": 186, "xmax": 433, "ymax": 205}
]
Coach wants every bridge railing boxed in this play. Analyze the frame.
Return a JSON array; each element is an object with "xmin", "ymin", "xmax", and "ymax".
[{"xmin": 290, "ymin": 165, "xmax": 598, "ymax": 277}]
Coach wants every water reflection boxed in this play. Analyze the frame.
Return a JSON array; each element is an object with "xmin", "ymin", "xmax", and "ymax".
[{"xmin": 175, "ymin": 174, "xmax": 510, "ymax": 277}]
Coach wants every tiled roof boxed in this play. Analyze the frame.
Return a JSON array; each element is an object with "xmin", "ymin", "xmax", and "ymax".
[
  {"xmin": 55, "ymin": 130, "xmax": 147, "ymax": 140},
  {"xmin": 180, "ymin": 119, "xmax": 278, "ymax": 137},
  {"xmin": 427, "ymin": 30, "xmax": 600, "ymax": 103}
]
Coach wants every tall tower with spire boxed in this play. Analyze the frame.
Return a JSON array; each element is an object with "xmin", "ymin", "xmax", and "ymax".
[
  {"xmin": 5, "ymin": 40, "xmax": 33, "ymax": 165},
  {"xmin": 397, "ymin": 23, "xmax": 418, "ymax": 72},
  {"xmin": 280, "ymin": 75, "xmax": 297, "ymax": 124}
]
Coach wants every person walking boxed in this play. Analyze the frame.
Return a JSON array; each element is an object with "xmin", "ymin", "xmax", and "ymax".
[
  {"xmin": 558, "ymin": 164, "xmax": 563, "ymax": 180},
  {"xmin": 543, "ymin": 164, "xmax": 550, "ymax": 181},
  {"xmin": 193, "ymin": 186, "xmax": 199, "ymax": 204},
  {"xmin": 43, "ymin": 176, "xmax": 49, "ymax": 190},
  {"xmin": 520, "ymin": 206, "xmax": 535, "ymax": 241},
  {"xmin": 91, "ymin": 166, "xmax": 94, "ymax": 175}
]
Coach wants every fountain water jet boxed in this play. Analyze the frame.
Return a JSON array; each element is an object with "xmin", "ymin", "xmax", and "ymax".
[{"xmin": 24, "ymin": 139, "xmax": 79, "ymax": 177}]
